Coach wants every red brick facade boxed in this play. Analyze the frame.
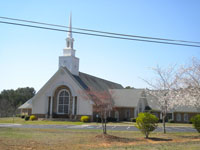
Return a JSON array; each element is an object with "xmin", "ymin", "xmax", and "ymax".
[{"xmin": 174, "ymin": 112, "xmax": 200, "ymax": 123}]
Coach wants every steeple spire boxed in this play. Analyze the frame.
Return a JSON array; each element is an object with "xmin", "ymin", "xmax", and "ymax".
[
  {"xmin": 59, "ymin": 14, "xmax": 79, "ymax": 75},
  {"xmin": 68, "ymin": 12, "xmax": 72, "ymax": 38},
  {"xmin": 66, "ymin": 13, "xmax": 74, "ymax": 49}
]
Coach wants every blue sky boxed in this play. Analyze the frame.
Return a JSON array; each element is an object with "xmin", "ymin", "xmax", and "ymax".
[{"xmin": 0, "ymin": 0, "xmax": 200, "ymax": 92}]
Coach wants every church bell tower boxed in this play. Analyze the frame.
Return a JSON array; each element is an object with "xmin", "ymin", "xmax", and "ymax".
[{"xmin": 59, "ymin": 14, "xmax": 79, "ymax": 76}]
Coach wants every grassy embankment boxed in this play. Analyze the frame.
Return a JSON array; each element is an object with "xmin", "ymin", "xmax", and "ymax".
[{"xmin": 0, "ymin": 127, "xmax": 199, "ymax": 150}]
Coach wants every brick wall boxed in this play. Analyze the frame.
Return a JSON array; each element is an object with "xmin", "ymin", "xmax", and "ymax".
[{"xmin": 174, "ymin": 112, "xmax": 200, "ymax": 123}]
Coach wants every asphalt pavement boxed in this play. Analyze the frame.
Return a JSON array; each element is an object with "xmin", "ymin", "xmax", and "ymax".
[{"xmin": 0, "ymin": 123, "xmax": 197, "ymax": 132}]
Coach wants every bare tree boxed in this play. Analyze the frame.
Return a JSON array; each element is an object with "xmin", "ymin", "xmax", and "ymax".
[
  {"xmin": 143, "ymin": 65, "xmax": 180, "ymax": 134},
  {"xmin": 79, "ymin": 88, "xmax": 114, "ymax": 134}
]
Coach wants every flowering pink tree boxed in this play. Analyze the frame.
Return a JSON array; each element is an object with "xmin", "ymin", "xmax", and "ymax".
[
  {"xmin": 177, "ymin": 58, "xmax": 200, "ymax": 111},
  {"xmin": 143, "ymin": 65, "xmax": 181, "ymax": 133},
  {"xmin": 79, "ymin": 88, "xmax": 114, "ymax": 134}
]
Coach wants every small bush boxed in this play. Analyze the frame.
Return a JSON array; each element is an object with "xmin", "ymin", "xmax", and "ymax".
[
  {"xmin": 80, "ymin": 116, "xmax": 90, "ymax": 122},
  {"xmin": 130, "ymin": 118, "xmax": 136, "ymax": 122},
  {"xmin": 123, "ymin": 118, "xmax": 128, "ymax": 121},
  {"xmin": 168, "ymin": 119, "xmax": 175, "ymax": 123},
  {"xmin": 24, "ymin": 116, "xmax": 30, "ymax": 121},
  {"xmin": 21, "ymin": 115, "xmax": 25, "ymax": 119},
  {"xmin": 30, "ymin": 115, "xmax": 37, "ymax": 121},
  {"xmin": 107, "ymin": 117, "xmax": 117, "ymax": 122},
  {"xmin": 191, "ymin": 114, "xmax": 200, "ymax": 133},
  {"xmin": 136, "ymin": 112, "xmax": 159, "ymax": 138}
]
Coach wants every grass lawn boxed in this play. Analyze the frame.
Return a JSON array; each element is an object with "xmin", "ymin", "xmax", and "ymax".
[
  {"xmin": 0, "ymin": 117, "xmax": 193, "ymax": 127},
  {"xmin": 89, "ymin": 121, "xmax": 193, "ymax": 127},
  {"xmin": 0, "ymin": 117, "xmax": 83, "ymax": 125},
  {"xmin": 0, "ymin": 127, "xmax": 199, "ymax": 150}
]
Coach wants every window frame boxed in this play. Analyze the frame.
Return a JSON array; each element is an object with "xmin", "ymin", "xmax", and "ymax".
[
  {"xmin": 57, "ymin": 89, "xmax": 70, "ymax": 114},
  {"xmin": 176, "ymin": 113, "xmax": 181, "ymax": 121},
  {"xmin": 184, "ymin": 113, "xmax": 189, "ymax": 122}
]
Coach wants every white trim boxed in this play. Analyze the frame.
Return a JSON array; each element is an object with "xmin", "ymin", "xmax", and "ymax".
[
  {"xmin": 57, "ymin": 89, "xmax": 70, "ymax": 114},
  {"xmin": 49, "ymin": 81, "xmax": 76, "ymax": 97},
  {"xmin": 50, "ymin": 96, "xmax": 53, "ymax": 118},
  {"xmin": 72, "ymin": 96, "xmax": 74, "ymax": 115},
  {"xmin": 172, "ymin": 112, "xmax": 174, "ymax": 120}
]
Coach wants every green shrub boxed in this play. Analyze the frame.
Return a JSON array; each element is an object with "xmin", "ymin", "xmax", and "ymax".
[
  {"xmin": 168, "ymin": 119, "xmax": 175, "ymax": 123},
  {"xmin": 30, "ymin": 115, "xmax": 37, "ymax": 121},
  {"xmin": 21, "ymin": 115, "xmax": 25, "ymax": 119},
  {"xmin": 135, "ymin": 112, "xmax": 159, "ymax": 138},
  {"xmin": 107, "ymin": 117, "xmax": 117, "ymax": 122},
  {"xmin": 80, "ymin": 116, "xmax": 90, "ymax": 122},
  {"xmin": 130, "ymin": 118, "xmax": 136, "ymax": 122},
  {"xmin": 24, "ymin": 116, "xmax": 30, "ymax": 121},
  {"xmin": 191, "ymin": 114, "xmax": 200, "ymax": 133}
]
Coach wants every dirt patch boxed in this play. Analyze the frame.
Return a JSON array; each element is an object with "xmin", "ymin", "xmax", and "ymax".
[
  {"xmin": 148, "ymin": 137, "xmax": 172, "ymax": 141},
  {"xmin": 86, "ymin": 134, "xmax": 200, "ymax": 149},
  {"xmin": 95, "ymin": 134, "xmax": 139, "ymax": 143},
  {"xmin": 179, "ymin": 135, "xmax": 200, "ymax": 139}
]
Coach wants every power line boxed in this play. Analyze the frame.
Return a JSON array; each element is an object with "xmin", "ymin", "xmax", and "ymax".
[
  {"xmin": 0, "ymin": 16, "xmax": 200, "ymax": 45},
  {"xmin": 0, "ymin": 20, "xmax": 200, "ymax": 48}
]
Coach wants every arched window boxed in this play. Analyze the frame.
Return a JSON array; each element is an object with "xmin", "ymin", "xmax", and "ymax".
[{"xmin": 57, "ymin": 89, "xmax": 70, "ymax": 114}]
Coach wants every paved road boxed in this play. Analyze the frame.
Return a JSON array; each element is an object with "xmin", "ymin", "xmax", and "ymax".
[{"xmin": 0, "ymin": 123, "xmax": 197, "ymax": 132}]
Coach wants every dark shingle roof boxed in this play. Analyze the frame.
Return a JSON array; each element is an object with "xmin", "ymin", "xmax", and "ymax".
[
  {"xmin": 18, "ymin": 98, "xmax": 32, "ymax": 109},
  {"xmin": 110, "ymin": 89, "xmax": 144, "ymax": 107},
  {"xmin": 72, "ymin": 72, "xmax": 123, "ymax": 91}
]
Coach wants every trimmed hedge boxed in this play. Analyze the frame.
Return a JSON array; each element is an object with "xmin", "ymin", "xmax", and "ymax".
[
  {"xmin": 94, "ymin": 117, "xmax": 117, "ymax": 123},
  {"xmin": 80, "ymin": 116, "xmax": 90, "ymax": 122},
  {"xmin": 21, "ymin": 115, "xmax": 25, "ymax": 119},
  {"xmin": 25, "ymin": 116, "xmax": 30, "ymax": 121},
  {"xmin": 130, "ymin": 118, "xmax": 136, "ymax": 122},
  {"xmin": 30, "ymin": 115, "xmax": 37, "ymax": 121},
  {"xmin": 168, "ymin": 119, "xmax": 175, "ymax": 123}
]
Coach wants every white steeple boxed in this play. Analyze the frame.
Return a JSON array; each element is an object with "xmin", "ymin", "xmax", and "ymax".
[
  {"xmin": 68, "ymin": 12, "xmax": 72, "ymax": 39},
  {"xmin": 64, "ymin": 13, "xmax": 75, "ymax": 56},
  {"xmin": 66, "ymin": 13, "xmax": 74, "ymax": 50},
  {"xmin": 59, "ymin": 14, "xmax": 79, "ymax": 76}
]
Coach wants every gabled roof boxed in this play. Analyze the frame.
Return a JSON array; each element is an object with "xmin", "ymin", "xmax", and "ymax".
[
  {"xmin": 18, "ymin": 98, "xmax": 32, "ymax": 109},
  {"xmin": 173, "ymin": 106, "xmax": 200, "ymax": 113},
  {"xmin": 145, "ymin": 94, "xmax": 161, "ymax": 111},
  {"xmin": 72, "ymin": 72, "xmax": 123, "ymax": 91},
  {"xmin": 110, "ymin": 89, "xmax": 144, "ymax": 107}
]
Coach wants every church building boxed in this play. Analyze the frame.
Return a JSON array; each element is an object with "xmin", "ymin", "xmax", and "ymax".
[{"xmin": 19, "ymin": 15, "xmax": 199, "ymax": 123}]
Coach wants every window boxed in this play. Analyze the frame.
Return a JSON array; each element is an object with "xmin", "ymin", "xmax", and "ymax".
[
  {"xmin": 125, "ymin": 109, "xmax": 130, "ymax": 118},
  {"xmin": 139, "ymin": 103, "xmax": 142, "ymax": 112},
  {"xmin": 184, "ymin": 113, "xmax": 189, "ymax": 122},
  {"xmin": 176, "ymin": 113, "xmax": 181, "ymax": 121},
  {"xmin": 74, "ymin": 96, "xmax": 77, "ymax": 115},
  {"xmin": 57, "ymin": 89, "xmax": 70, "ymax": 114},
  {"xmin": 108, "ymin": 111, "xmax": 111, "ymax": 117}
]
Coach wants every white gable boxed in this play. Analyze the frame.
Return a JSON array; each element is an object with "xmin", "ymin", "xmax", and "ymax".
[{"xmin": 32, "ymin": 67, "xmax": 92, "ymax": 115}]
